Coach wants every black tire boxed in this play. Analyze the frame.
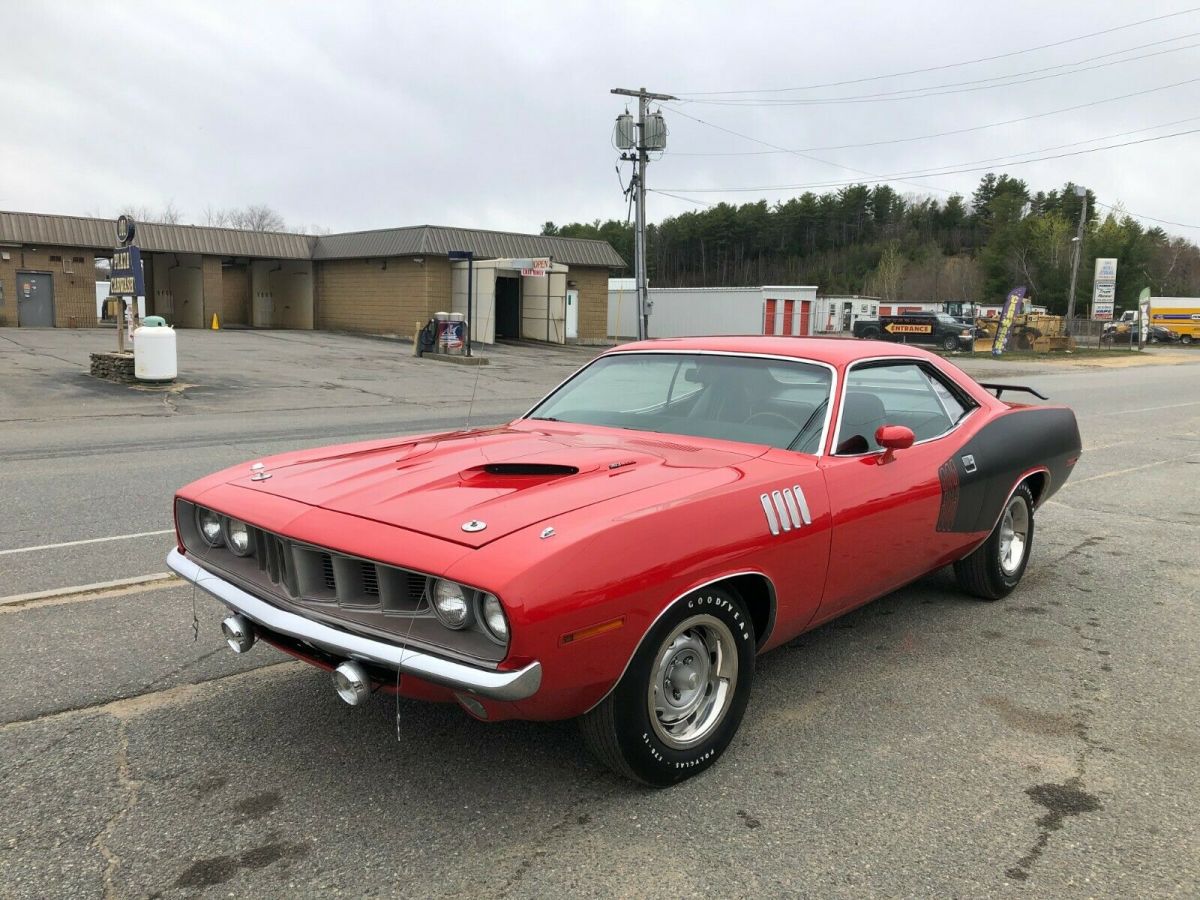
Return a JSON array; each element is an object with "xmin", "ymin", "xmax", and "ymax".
[
  {"xmin": 862, "ymin": 326, "xmax": 880, "ymax": 339},
  {"xmin": 941, "ymin": 335, "xmax": 959, "ymax": 352},
  {"xmin": 579, "ymin": 587, "xmax": 756, "ymax": 787},
  {"xmin": 1182, "ymin": 334, "xmax": 1194, "ymax": 345},
  {"xmin": 954, "ymin": 483, "xmax": 1036, "ymax": 601}
]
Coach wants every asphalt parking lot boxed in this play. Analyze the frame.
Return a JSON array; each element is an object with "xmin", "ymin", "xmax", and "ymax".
[{"xmin": 2, "ymin": 329, "xmax": 1198, "ymax": 898}]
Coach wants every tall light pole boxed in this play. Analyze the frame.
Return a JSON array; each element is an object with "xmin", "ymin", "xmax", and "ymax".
[
  {"xmin": 1065, "ymin": 185, "xmax": 1088, "ymax": 327},
  {"xmin": 612, "ymin": 86, "xmax": 676, "ymax": 341}
]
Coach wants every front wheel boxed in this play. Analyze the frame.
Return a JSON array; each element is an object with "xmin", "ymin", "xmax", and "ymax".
[
  {"xmin": 1182, "ymin": 334, "xmax": 1194, "ymax": 345},
  {"xmin": 580, "ymin": 587, "xmax": 755, "ymax": 786},
  {"xmin": 941, "ymin": 335, "xmax": 959, "ymax": 351},
  {"xmin": 954, "ymin": 483, "xmax": 1035, "ymax": 600}
]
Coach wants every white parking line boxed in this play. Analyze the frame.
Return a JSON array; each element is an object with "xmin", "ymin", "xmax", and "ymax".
[
  {"xmin": 0, "ymin": 573, "xmax": 177, "ymax": 608},
  {"xmin": 1062, "ymin": 451, "xmax": 1200, "ymax": 486},
  {"xmin": 0, "ymin": 529, "xmax": 174, "ymax": 556}
]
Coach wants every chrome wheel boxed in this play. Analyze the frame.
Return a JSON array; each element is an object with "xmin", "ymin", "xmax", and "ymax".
[
  {"xmin": 998, "ymin": 495, "xmax": 1031, "ymax": 576},
  {"xmin": 647, "ymin": 614, "xmax": 738, "ymax": 750}
]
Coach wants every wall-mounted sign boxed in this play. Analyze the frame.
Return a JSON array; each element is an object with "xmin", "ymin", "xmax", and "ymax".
[
  {"xmin": 511, "ymin": 258, "xmax": 551, "ymax": 277},
  {"xmin": 1091, "ymin": 257, "xmax": 1117, "ymax": 321},
  {"xmin": 110, "ymin": 246, "xmax": 145, "ymax": 297}
]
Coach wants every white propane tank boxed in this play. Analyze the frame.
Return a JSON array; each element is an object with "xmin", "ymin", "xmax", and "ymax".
[{"xmin": 133, "ymin": 325, "xmax": 177, "ymax": 382}]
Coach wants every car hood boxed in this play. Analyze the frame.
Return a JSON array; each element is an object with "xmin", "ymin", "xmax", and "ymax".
[{"xmin": 231, "ymin": 425, "xmax": 761, "ymax": 547}]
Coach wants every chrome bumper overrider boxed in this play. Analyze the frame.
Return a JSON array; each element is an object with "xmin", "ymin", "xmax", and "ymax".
[{"xmin": 166, "ymin": 548, "xmax": 541, "ymax": 702}]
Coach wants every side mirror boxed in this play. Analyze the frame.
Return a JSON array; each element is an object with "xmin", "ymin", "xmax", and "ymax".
[{"xmin": 875, "ymin": 424, "xmax": 914, "ymax": 463}]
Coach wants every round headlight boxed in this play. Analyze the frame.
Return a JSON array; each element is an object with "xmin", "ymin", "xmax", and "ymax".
[
  {"xmin": 480, "ymin": 593, "xmax": 509, "ymax": 643},
  {"xmin": 432, "ymin": 579, "xmax": 471, "ymax": 629},
  {"xmin": 224, "ymin": 519, "xmax": 252, "ymax": 557},
  {"xmin": 196, "ymin": 508, "xmax": 223, "ymax": 547}
]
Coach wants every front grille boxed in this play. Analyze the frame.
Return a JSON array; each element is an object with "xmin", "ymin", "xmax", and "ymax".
[
  {"xmin": 175, "ymin": 498, "xmax": 505, "ymax": 664},
  {"xmin": 245, "ymin": 525, "xmax": 427, "ymax": 614}
]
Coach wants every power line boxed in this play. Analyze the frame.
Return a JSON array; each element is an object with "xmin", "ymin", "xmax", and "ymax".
[
  {"xmin": 676, "ymin": 39, "xmax": 1200, "ymax": 107},
  {"xmin": 657, "ymin": 126, "xmax": 1200, "ymax": 193},
  {"xmin": 665, "ymin": 76, "xmax": 1200, "ymax": 156},
  {"xmin": 677, "ymin": 7, "xmax": 1200, "ymax": 95},
  {"xmin": 677, "ymin": 35, "xmax": 1200, "ymax": 105},
  {"xmin": 665, "ymin": 117, "xmax": 1200, "ymax": 190},
  {"xmin": 1094, "ymin": 200, "xmax": 1200, "ymax": 230}
]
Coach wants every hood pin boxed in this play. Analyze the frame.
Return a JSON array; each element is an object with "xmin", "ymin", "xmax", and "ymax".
[
  {"xmin": 462, "ymin": 520, "xmax": 487, "ymax": 533},
  {"xmin": 540, "ymin": 527, "xmax": 556, "ymax": 539}
]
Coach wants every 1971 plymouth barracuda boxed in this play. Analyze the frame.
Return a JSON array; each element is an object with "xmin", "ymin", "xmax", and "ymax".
[{"xmin": 169, "ymin": 337, "xmax": 1081, "ymax": 786}]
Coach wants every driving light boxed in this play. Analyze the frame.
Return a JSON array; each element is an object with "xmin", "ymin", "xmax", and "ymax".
[
  {"xmin": 224, "ymin": 519, "xmax": 252, "ymax": 556},
  {"xmin": 332, "ymin": 661, "xmax": 371, "ymax": 706},
  {"xmin": 432, "ymin": 579, "xmax": 471, "ymax": 629},
  {"xmin": 197, "ymin": 508, "xmax": 223, "ymax": 547},
  {"xmin": 480, "ymin": 593, "xmax": 509, "ymax": 643}
]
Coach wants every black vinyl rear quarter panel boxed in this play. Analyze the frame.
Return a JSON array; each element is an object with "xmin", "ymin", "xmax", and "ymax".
[{"xmin": 938, "ymin": 406, "xmax": 1081, "ymax": 534}]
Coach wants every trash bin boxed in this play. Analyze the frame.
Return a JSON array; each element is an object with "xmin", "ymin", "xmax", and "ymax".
[
  {"xmin": 133, "ymin": 321, "xmax": 176, "ymax": 382},
  {"xmin": 434, "ymin": 312, "xmax": 450, "ymax": 351},
  {"xmin": 445, "ymin": 312, "xmax": 465, "ymax": 351}
]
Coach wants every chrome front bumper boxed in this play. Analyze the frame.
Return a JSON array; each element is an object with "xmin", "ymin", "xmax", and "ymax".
[{"xmin": 166, "ymin": 548, "xmax": 541, "ymax": 702}]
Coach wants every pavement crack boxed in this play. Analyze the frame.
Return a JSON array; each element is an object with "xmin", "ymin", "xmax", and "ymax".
[
  {"xmin": 495, "ymin": 773, "xmax": 608, "ymax": 898},
  {"xmin": 0, "ymin": 661, "xmax": 299, "ymax": 730},
  {"xmin": 91, "ymin": 717, "xmax": 143, "ymax": 900}
]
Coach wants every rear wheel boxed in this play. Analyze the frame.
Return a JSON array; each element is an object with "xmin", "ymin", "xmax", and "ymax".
[
  {"xmin": 1183, "ymin": 334, "xmax": 1194, "ymax": 345},
  {"xmin": 580, "ymin": 587, "xmax": 755, "ymax": 786},
  {"xmin": 954, "ymin": 483, "xmax": 1035, "ymax": 601}
]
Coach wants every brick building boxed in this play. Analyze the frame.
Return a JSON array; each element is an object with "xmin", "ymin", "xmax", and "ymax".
[{"xmin": 0, "ymin": 212, "xmax": 624, "ymax": 344}]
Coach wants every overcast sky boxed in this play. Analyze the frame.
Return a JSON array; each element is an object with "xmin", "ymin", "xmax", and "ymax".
[{"xmin": 5, "ymin": 1, "xmax": 1200, "ymax": 237}]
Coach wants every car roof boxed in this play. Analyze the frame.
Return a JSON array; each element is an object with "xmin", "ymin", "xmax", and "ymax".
[{"xmin": 606, "ymin": 336, "xmax": 935, "ymax": 366}]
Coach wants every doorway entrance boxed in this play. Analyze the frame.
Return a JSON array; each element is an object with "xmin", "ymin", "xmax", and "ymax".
[
  {"xmin": 17, "ymin": 272, "xmax": 54, "ymax": 326},
  {"xmin": 495, "ymin": 276, "xmax": 521, "ymax": 339}
]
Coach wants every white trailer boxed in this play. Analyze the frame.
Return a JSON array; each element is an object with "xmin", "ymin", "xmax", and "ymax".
[{"xmin": 607, "ymin": 282, "xmax": 819, "ymax": 340}]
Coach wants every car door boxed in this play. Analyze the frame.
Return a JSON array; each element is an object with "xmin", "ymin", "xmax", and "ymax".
[{"xmin": 815, "ymin": 359, "xmax": 976, "ymax": 622}]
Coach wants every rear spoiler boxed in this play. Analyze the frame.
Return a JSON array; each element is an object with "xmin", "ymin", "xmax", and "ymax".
[{"xmin": 978, "ymin": 382, "xmax": 1049, "ymax": 401}]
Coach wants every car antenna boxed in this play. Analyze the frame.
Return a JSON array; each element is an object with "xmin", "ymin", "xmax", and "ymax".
[{"xmin": 464, "ymin": 302, "xmax": 493, "ymax": 430}]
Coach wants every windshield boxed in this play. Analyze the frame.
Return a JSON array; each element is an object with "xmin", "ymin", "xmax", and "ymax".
[{"xmin": 527, "ymin": 353, "xmax": 834, "ymax": 453}]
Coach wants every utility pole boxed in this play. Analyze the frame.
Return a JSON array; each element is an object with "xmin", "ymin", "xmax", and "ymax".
[
  {"xmin": 612, "ymin": 86, "xmax": 676, "ymax": 341},
  {"xmin": 1065, "ymin": 185, "xmax": 1088, "ymax": 327}
]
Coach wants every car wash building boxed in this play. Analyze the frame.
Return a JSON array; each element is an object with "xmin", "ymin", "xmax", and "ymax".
[{"xmin": 0, "ymin": 211, "xmax": 624, "ymax": 344}]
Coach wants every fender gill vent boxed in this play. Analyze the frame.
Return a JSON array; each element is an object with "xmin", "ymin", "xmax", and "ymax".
[{"xmin": 482, "ymin": 463, "xmax": 579, "ymax": 475}]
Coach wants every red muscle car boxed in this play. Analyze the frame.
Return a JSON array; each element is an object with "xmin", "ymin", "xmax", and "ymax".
[{"xmin": 169, "ymin": 337, "xmax": 1081, "ymax": 786}]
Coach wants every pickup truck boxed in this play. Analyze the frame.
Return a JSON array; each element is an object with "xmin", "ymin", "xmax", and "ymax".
[{"xmin": 852, "ymin": 313, "xmax": 977, "ymax": 351}]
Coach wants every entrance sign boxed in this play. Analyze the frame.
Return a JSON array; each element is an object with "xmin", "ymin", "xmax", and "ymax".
[
  {"xmin": 882, "ymin": 320, "xmax": 932, "ymax": 335},
  {"xmin": 1091, "ymin": 257, "xmax": 1117, "ymax": 321},
  {"xmin": 991, "ymin": 286, "xmax": 1027, "ymax": 357}
]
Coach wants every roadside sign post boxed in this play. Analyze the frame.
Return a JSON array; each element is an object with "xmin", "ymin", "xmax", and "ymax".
[
  {"xmin": 110, "ymin": 215, "xmax": 144, "ymax": 353},
  {"xmin": 1090, "ymin": 258, "xmax": 1117, "ymax": 323}
]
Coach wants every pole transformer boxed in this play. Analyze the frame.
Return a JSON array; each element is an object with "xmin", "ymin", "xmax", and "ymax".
[{"xmin": 612, "ymin": 86, "xmax": 676, "ymax": 341}]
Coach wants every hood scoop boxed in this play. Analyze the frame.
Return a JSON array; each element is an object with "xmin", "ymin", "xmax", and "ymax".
[
  {"xmin": 481, "ymin": 463, "xmax": 579, "ymax": 476},
  {"xmin": 461, "ymin": 462, "xmax": 582, "ymax": 489}
]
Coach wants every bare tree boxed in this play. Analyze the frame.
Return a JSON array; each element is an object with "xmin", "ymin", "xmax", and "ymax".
[
  {"xmin": 228, "ymin": 204, "xmax": 286, "ymax": 232},
  {"xmin": 117, "ymin": 202, "xmax": 183, "ymax": 224},
  {"xmin": 866, "ymin": 242, "xmax": 905, "ymax": 302}
]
